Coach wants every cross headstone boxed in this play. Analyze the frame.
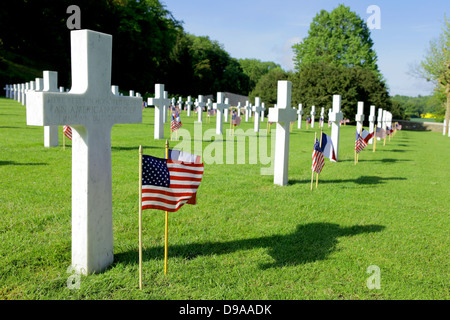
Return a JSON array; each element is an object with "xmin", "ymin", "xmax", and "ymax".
[
  {"xmin": 253, "ymin": 97, "xmax": 264, "ymax": 132},
  {"xmin": 129, "ymin": 90, "xmax": 135, "ymax": 97},
  {"xmin": 12, "ymin": 84, "xmax": 17, "ymax": 101},
  {"xmin": 310, "ymin": 105, "xmax": 316, "ymax": 128},
  {"xmin": 382, "ymin": 110, "xmax": 387, "ymax": 133},
  {"xmin": 267, "ymin": 81, "xmax": 297, "ymax": 186},
  {"xmin": 60, "ymin": 86, "xmax": 65, "ymax": 93},
  {"xmin": 148, "ymin": 83, "xmax": 170, "ymax": 140},
  {"xmin": 224, "ymin": 98, "xmax": 230, "ymax": 122},
  {"xmin": 328, "ymin": 108, "xmax": 332, "ymax": 127},
  {"xmin": 18, "ymin": 83, "xmax": 23, "ymax": 104},
  {"xmin": 163, "ymin": 91, "xmax": 169, "ymax": 123},
  {"xmin": 244, "ymin": 101, "xmax": 251, "ymax": 122},
  {"xmin": 237, "ymin": 102, "xmax": 241, "ymax": 117},
  {"xmin": 297, "ymin": 104, "xmax": 303, "ymax": 129},
  {"xmin": 213, "ymin": 92, "xmax": 230, "ymax": 135},
  {"xmin": 41, "ymin": 71, "xmax": 60, "ymax": 148},
  {"xmin": 329, "ymin": 95, "xmax": 343, "ymax": 161},
  {"xmin": 377, "ymin": 108, "xmax": 383, "ymax": 140},
  {"xmin": 26, "ymin": 29, "xmax": 142, "ymax": 274},
  {"xmin": 320, "ymin": 107, "xmax": 325, "ymax": 128},
  {"xmin": 196, "ymin": 95, "xmax": 206, "ymax": 123},
  {"xmin": 4, "ymin": 84, "xmax": 10, "ymax": 98},
  {"xmin": 443, "ymin": 119, "xmax": 447, "ymax": 136},
  {"xmin": 368, "ymin": 105, "xmax": 376, "ymax": 144},
  {"xmin": 186, "ymin": 96, "xmax": 193, "ymax": 117},
  {"xmin": 206, "ymin": 98, "xmax": 212, "ymax": 112},
  {"xmin": 355, "ymin": 101, "xmax": 365, "ymax": 134},
  {"xmin": 177, "ymin": 97, "xmax": 183, "ymax": 111},
  {"xmin": 261, "ymin": 103, "xmax": 265, "ymax": 122}
]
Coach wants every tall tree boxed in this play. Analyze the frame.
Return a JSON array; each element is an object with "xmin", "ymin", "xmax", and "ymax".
[
  {"xmin": 417, "ymin": 16, "xmax": 450, "ymax": 133},
  {"xmin": 292, "ymin": 4, "xmax": 380, "ymax": 76},
  {"xmin": 238, "ymin": 59, "xmax": 280, "ymax": 93}
]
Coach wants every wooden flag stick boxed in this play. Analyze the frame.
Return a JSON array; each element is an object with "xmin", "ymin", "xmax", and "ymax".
[
  {"xmin": 138, "ymin": 145, "xmax": 143, "ymax": 289},
  {"xmin": 311, "ymin": 132, "xmax": 317, "ymax": 191},
  {"xmin": 373, "ymin": 123, "xmax": 377, "ymax": 152},
  {"xmin": 316, "ymin": 129, "xmax": 323, "ymax": 189},
  {"xmin": 164, "ymin": 140, "xmax": 169, "ymax": 275},
  {"xmin": 63, "ymin": 130, "xmax": 65, "ymax": 151}
]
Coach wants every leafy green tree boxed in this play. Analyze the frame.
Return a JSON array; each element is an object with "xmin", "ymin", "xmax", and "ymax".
[
  {"xmin": 417, "ymin": 16, "xmax": 450, "ymax": 130},
  {"xmin": 249, "ymin": 68, "xmax": 290, "ymax": 108},
  {"xmin": 292, "ymin": 4, "xmax": 380, "ymax": 76},
  {"xmin": 238, "ymin": 59, "xmax": 280, "ymax": 93}
]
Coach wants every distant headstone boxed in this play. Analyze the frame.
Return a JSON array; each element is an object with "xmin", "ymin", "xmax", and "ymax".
[
  {"xmin": 163, "ymin": 91, "xmax": 169, "ymax": 123},
  {"xmin": 111, "ymin": 85, "xmax": 119, "ymax": 96},
  {"xmin": 329, "ymin": 95, "xmax": 343, "ymax": 161},
  {"xmin": 253, "ymin": 97, "xmax": 264, "ymax": 132},
  {"xmin": 42, "ymin": 71, "xmax": 60, "ymax": 148},
  {"xmin": 224, "ymin": 98, "xmax": 230, "ymax": 122},
  {"xmin": 267, "ymin": 81, "xmax": 297, "ymax": 186},
  {"xmin": 320, "ymin": 107, "xmax": 325, "ymax": 128},
  {"xmin": 213, "ymin": 92, "xmax": 230, "ymax": 135},
  {"xmin": 196, "ymin": 95, "xmax": 206, "ymax": 123},
  {"xmin": 310, "ymin": 105, "xmax": 316, "ymax": 128},
  {"xmin": 186, "ymin": 96, "xmax": 193, "ymax": 117},
  {"xmin": 297, "ymin": 104, "xmax": 303, "ymax": 129},
  {"xmin": 26, "ymin": 29, "xmax": 142, "ymax": 274},
  {"xmin": 261, "ymin": 103, "xmax": 265, "ymax": 122},
  {"xmin": 368, "ymin": 105, "xmax": 376, "ymax": 144},
  {"xmin": 355, "ymin": 101, "xmax": 365, "ymax": 134},
  {"xmin": 245, "ymin": 101, "xmax": 251, "ymax": 122},
  {"xmin": 148, "ymin": 84, "xmax": 170, "ymax": 140}
]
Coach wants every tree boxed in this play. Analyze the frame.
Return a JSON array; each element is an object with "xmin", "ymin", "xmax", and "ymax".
[
  {"xmin": 238, "ymin": 59, "xmax": 281, "ymax": 93},
  {"xmin": 417, "ymin": 16, "xmax": 450, "ymax": 132},
  {"xmin": 249, "ymin": 68, "xmax": 290, "ymax": 108},
  {"xmin": 292, "ymin": 4, "xmax": 380, "ymax": 77}
]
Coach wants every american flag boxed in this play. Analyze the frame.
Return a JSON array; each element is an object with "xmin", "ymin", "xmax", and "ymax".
[
  {"xmin": 170, "ymin": 112, "xmax": 182, "ymax": 132},
  {"xmin": 141, "ymin": 155, "xmax": 204, "ymax": 212},
  {"xmin": 311, "ymin": 138, "xmax": 325, "ymax": 174},
  {"xmin": 63, "ymin": 125, "xmax": 72, "ymax": 140},
  {"xmin": 355, "ymin": 128, "xmax": 374, "ymax": 153},
  {"xmin": 375, "ymin": 127, "xmax": 386, "ymax": 139}
]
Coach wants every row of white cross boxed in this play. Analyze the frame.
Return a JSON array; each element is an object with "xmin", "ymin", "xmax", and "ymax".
[{"xmin": 0, "ymin": 29, "xmax": 393, "ymax": 276}]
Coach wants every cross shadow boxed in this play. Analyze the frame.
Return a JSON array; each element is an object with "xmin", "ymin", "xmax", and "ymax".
[
  {"xmin": 115, "ymin": 223, "xmax": 384, "ymax": 269},
  {"xmin": 340, "ymin": 158, "xmax": 411, "ymax": 163},
  {"xmin": 288, "ymin": 175, "xmax": 406, "ymax": 185},
  {"xmin": 0, "ymin": 160, "xmax": 48, "ymax": 166},
  {"xmin": 111, "ymin": 145, "xmax": 161, "ymax": 151}
]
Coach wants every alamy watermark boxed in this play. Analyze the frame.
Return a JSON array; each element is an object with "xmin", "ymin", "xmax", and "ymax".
[
  {"xmin": 367, "ymin": 5, "xmax": 381, "ymax": 30},
  {"xmin": 366, "ymin": 265, "xmax": 381, "ymax": 289}
]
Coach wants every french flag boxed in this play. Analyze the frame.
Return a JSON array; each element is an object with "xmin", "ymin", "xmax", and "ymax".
[{"xmin": 319, "ymin": 133, "xmax": 337, "ymax": 162}]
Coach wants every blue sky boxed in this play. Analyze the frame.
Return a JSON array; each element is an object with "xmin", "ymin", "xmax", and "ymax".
[{"xmin": 161, "ymin": 0, "xmax": 448, "ymax": 97}]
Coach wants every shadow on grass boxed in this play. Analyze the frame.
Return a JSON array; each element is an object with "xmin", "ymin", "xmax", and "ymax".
[
  {"xmin": 340, "ymin": 158, "xmax": 411, "ymax": 163},
  {"xmin": 115, "ymin": 223, "xmax": 384, "ymax": 269},
  {"xmin": 112, "ymin": 145, "xmax": 162, "ymax": 151},
  {"xmin": 288, "ymin": 175, "xmax": 406, "ymax": 185},
  {"xmin": 0, "ymin": 160, "xmax": 48, "ymax": 166}
]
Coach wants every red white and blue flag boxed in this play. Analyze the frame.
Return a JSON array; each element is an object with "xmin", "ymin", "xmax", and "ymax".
[
  {"xmin": 355, "ymin": 128, "xmax": 374, "ymax": 153},
  {"xmin": 319, "ymin": 133, "xmax": 337, "ymax": 162},
  {"xmin": 170, "ymin": 111, "xmax": 182, "ymax": 132},
  {"xmin": 311, "ymin": 138, "xmax": 325, "ymax": 174},
  {"xmin": 63, "ymin": 125, "xmax": 72, "ymax": 140},
  {"xmin": 141, "ymin": 154, "xmax": 204, "ymax": 212}
]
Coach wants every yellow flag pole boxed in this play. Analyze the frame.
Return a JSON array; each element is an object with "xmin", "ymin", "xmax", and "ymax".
[
  {"xmin": 164, "ymin": 140, "xmax": 169, "ymax": 275},
  {"xmin": 373, "ymin": 123, "xmax": 377, "ymax": 152},
  {"xmin": 63, "ymin": 130, "xmax": 65, "ymax": 151},
  {"xmin": 311, "ymin": 132, "xmax": 317, "ymax": 191},
  {"xmin": 138, "ymin": 145, "xmax": 143, "ymax": 289},
  {"xmin": 316, "ymin": 129, "xmax": 323, "ymax": 189}
]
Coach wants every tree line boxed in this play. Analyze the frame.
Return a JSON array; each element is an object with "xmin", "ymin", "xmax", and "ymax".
[{"xmin": 0, "ymin": 1, "xmax": 409, "ymax": 121}]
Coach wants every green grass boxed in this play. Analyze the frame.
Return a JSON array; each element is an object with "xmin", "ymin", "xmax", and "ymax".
[{"xmin": 0, "ymin": 97, "xmax": 448, "ymax": 300}]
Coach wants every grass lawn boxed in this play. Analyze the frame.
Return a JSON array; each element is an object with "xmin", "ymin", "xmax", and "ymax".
[{"xmin": 0, "ymin": 97, "xmax": 448, "ymax": 300}]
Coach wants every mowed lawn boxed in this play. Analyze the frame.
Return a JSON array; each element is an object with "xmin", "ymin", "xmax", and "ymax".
[{"xmin": 0, "ymin": 97, "xmax": 448, "ymax": 300}]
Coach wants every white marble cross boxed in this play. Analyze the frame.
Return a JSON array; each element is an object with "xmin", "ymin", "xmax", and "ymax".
[
  {"xmin": 377, "ymin": 108, "xmax": 383, "ymax": 140},
  {"xmin": 27, "ymin": 30, "xmax": 142, "ymax": 274},
  {"xmin": 129, "ymin": 90, "xmax": 135, "ymax": 97},
  {"xmin": 244, "ymin": 101, "xmax": 251, "ymax": 122},
  {"xmin": 163, "ymin": 91, "xmax": 169, "ymax": 123},
  {"xmin": 224, "ymin": 98, "xmax": 230, "ymax": 122},
  {"xmin": 268, "ymin": 81, "xmax": 297, "ymax": 186},
  {"xmin": 237, "ymin": 102, "xmax": 241, "ymax": 117},
  {"xmin": 111, "ymin": 85, "xmax": 119, "ymax": 95},
  {"xmin": 196, "ymin": 95, "xmax": 206, "ymax": 123},
  {"xmin": 310, "ymin": 105, "xmax": 316, "ymax": 128},
  {"xmin": 297, "ymin": 104, "xmax": 303, "ymax": 129},
  {"xmin": 177, "ymin": 97, "xmax": 183, "ymax": 111},
  {"xmin": 329, "ymin": 95, "xmax": 343, "ymax": 161},
  {"xmin": 252, "ymin": 97, "xmax": 264, "ymax": 132},
  {"xmin": 213, "ymin": 92, "xmax": 230, "ymax": 135},
  {"xmin": 4, "ymin": 84, "xmax": 10, "ymax": 98},
  {"xmin": 368, "ymin": 105, "xmax": 376, "ymax": 144},
  {"xmin": 355, "ymin": 101, "xmax": 365, "ymax": 134},
  {"xmin": 42, "ymin": 71, "xmax": 60, "ymax": 148},
  {"xmin": 186, "ymin": 96, "xmax": 193, "ymax": 117},
  {"xmin": 261, "ymin": 103, "xmax": 265, "ymax": 122},
  {"xmin": 148, "ymin": 83, "xmax": 170, "ymax": 140},
  {"xmin": 320, "ymin": 107, "xmax": 325, "ymax": 128}
]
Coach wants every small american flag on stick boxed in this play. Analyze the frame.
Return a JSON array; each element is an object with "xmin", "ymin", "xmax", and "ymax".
[{"xmin": 63, "ymin": 125, "xmax": 72, "ymax": 140}]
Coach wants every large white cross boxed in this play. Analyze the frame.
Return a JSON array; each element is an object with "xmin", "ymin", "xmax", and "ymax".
[
  {"xmin": 42, "ymin": 71, "xmax": 60, "ymax": 148},
  {"xmin": 253, "ymin": 97, "xmax": 264, "ymax": 132},
  {"xmin": 26, "ymin": 29, "xmax": 142, "ymax": 274},
  {"xmin": 213, "ymin": 92, "xmax": 230, "ymax": 135},
  {"xmin": 148, "ymin": 84, "xmax": 170, "ymax": 140},
  {"xmin": 268, "ymin": 81, "xmax": 297, "ymax": 186},
  {"xmin": 297, "ymin": 104, "xmax": 303, "ymax": 129},
  {"xmin": 196, "ymin": 95, "xmax": 206, "ymax": 123},
  {"xmin": 329, "ymin": 95, "xmax": 343, "ymax": 161}
]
